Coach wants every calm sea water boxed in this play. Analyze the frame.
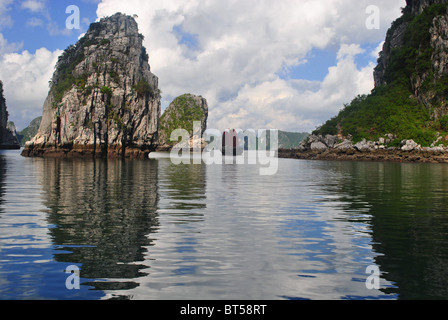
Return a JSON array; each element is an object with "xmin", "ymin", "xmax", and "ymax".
[{"xmin": 1, "ymin": 149, "xmax": 448, "ymax": 300}]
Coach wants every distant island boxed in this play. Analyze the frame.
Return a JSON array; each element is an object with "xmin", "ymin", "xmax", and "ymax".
[{"xmin": 6, "ymin": 117, "xmax": 42, "ymax": 147}]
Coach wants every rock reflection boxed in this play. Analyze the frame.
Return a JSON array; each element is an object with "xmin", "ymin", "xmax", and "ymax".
[
  {"xmin": 160, "ymin": 161, "xmax": 207, "ymax": 214},
  {"xmin": 0, "ymin": 153, "xmax": 5, "ymax": 212},
  {"xmin": 37, "ymin": 158, "xmax": 159, "ymax": 295},
  {"xmin": 317, "ymin": 161, "xmax": 448, "ymax": 300}
]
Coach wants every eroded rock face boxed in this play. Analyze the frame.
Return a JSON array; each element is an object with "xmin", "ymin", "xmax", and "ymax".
[
  {"xmin": 0, "ymin": 81, "xmax": 20, "ymax": 150},
  {"xmin": 22, "ymin": 13, "xmax": 161, "ymax": 159},
  {"xmin": 373, "ymin": 0, "xmax": 448, "ymax": 123},
  {"xmin": 406, "ymin": 0, "xmax": 448, "ymax": 15},
  {"xmin": 373, "ymin": 21, "xmax": 409, "ymax": 88},
  {"xmin": 374, "ymin": 1, "xmax": 448, "ymax": 90}
]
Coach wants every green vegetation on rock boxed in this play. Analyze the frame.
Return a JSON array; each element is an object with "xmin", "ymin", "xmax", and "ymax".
[
  {"xmin": 159, "ymin": 94, "xmax": 208, "ymax": 146},
  {"xmin": 315, "ymin": 84, "xmax": 435, "ymax": 146},
  {"xmin": 50, "ymin": 43, "xmax": 87, "ymax": 104},
  {"xmin": 314, "ymin": 3, "xmax": 448, "ymax": 147},
  {"xmin": 132, "ymin": 80, "xmax": 160, "ymax": 99}
]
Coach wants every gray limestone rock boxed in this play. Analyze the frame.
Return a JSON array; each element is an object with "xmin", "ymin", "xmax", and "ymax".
[
  {"xmin": 354, "ymin": 139, "xmax": 373, "ymax": 152},
  {"xmin": 22, "ymin": 13, "xmax": 160, "ymax": 159},
  {"xmin": 310, "ymin": 141, "xmax": 328, "ymax": 151},
  {"xmin": 334, "ymin": 139, "xmax": 354, "ymax": 151},
  {"xmin": 401, "ymin": 139, "xmax": 420, "ymax": 151}
]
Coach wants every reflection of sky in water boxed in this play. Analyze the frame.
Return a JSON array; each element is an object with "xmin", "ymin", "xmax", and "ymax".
[
  {"xmin": 3, "ymin": 150, "xmax": 448, "ymax": 300},
  {"xmin": 131, "ymin": 158, "xmax": 396, "ymax": 300},
  {"xmin": 0, "ymin": 152, "xmax": 103, "ymax": 299}
]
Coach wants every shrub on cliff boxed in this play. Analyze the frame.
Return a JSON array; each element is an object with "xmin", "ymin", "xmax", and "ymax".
[{"xmin": 158, "ymin": 94, "xmax": 208, "ymax": 146}]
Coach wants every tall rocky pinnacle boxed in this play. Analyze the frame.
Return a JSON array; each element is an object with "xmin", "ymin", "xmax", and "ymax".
[
  {"xmin": 0, "ymin": 81, "xmax": 20, "ymax": 150},
  {"xmin": 22, "ymin": 13, "xmax": 161, "ymax": 159}
]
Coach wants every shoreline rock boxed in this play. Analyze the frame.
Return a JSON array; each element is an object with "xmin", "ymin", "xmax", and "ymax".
[
  {"xmin": 21, "ymin": 143, "xmax": 154, "ymax": 159},
  {"xmin": 278, "ymin": 148, "xmax": 448, "ymax": 164},
  {"xmin": 278, "ymin": 133, "xmax": 448, "ymax": 164}
]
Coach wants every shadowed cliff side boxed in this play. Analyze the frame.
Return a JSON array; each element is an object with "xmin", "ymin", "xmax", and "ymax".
[{"xmin": 0, "ymin": 81, "xmax": 20, "ymax": 150}]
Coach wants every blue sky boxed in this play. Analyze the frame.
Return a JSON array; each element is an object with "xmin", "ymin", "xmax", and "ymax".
[
  {"xmin": 0, "ymin": 0, "xmax": 405, "ymax": 131},
  {"xmin": 1, "ymin": 0, "xmax": 98, "ymax": 53}
]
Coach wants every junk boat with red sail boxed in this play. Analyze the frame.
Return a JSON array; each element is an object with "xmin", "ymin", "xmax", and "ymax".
[{"xmin": 221, "ymin": 129, "xmax": 243, "ymax": 156}]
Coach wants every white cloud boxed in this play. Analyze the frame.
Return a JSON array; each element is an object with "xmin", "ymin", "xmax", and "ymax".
[
  {"xmin": 20, "ymin": 0, "xmax": 74, "ymax": 36},
  {"xmin": 21, "ymin": 0, "xmax": 46, "ymax": 13},
  {"xmin": 26, "ymin": 17, "xmax": 44, "ymax": 27},
  {"xmin": 212, "ymin": 44, "xmax": 376, "ymax": 132},
  {"xmin": 0, "ymin": 48, "xmax": 62, "ymax": 129},
  {"xmin": 372, "ymin": 41, "xmax": 385, "ymax": 58},
  {"xmin": 0, "ymin": 33, "xmax": 23, "ymax": 56}
]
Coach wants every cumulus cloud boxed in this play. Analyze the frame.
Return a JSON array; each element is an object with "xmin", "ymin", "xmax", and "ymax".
[
  {"xmin": 0, "ymin": 48, "xmax": 62, "ymax": 129},
  {"xmin": 96, "ymin": 0, "xmax": 404, "ymax": 132},
  {"xmin": 21, "ymin": 0, "xmax": 46, "ymax": 13},
  {"xmin": 0, "ymin": 34, "xmax": 23, "ymax": 56},
  {"xmin": 212, "ymin": 44, "xmax": 376, "ymax": 132}
]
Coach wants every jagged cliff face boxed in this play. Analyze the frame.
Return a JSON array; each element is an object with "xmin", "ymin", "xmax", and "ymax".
[
  {"xmin": 406, "ymin": 0, "xmax": 448, "ymax": 14},
  {"xmin": 0, "ymin": 81, "xmax": 20, "ymax": 149},
  {"xmin": 374, "ymin": 0, "xmax": 448, "ymax": 119},
  {"xmin": 0, "ymin": 81, "xmax": 7, "ymax": 130},
  {"xmin": 22, "ymin": 13, "xmax": 161, "ymax": 158}
]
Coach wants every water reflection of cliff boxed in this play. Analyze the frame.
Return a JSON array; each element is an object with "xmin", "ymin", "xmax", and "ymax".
[
  {"xmin": 319, "ymin": 161, "xmax": 448, "ymax": 300},
  {"xmin": 160, "ymin": 161, "xmax": 207, "ymax": 213},
  {"xmin": 0, "ymin": 153, "xmax": 6, "ymax": 212},
  {"xmin": 36, "ymin": 158, "xmax": 159, "ymax": 297}
]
